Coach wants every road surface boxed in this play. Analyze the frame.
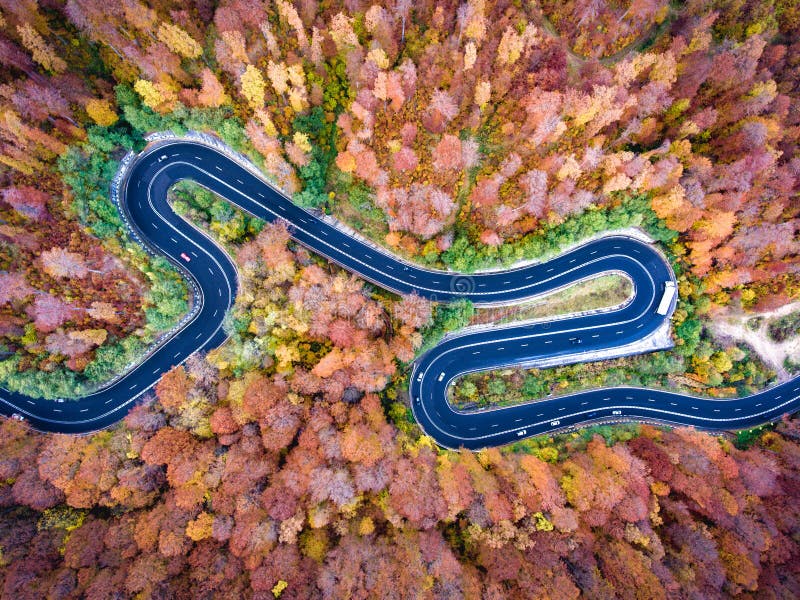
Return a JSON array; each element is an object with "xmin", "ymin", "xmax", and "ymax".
[{"xmin": 1, "ymin": 137, "xmax": 798, "ymax": 447}]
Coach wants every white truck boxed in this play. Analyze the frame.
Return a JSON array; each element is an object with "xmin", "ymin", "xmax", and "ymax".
[{"xmin": 656, "ymin": 281, "xmax": 677, "ymax": 316}]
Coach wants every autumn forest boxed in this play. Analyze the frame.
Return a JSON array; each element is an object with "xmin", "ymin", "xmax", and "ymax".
[{"xmin": 0, "ymin": 0, "xmax": 799, "ymax": 597}]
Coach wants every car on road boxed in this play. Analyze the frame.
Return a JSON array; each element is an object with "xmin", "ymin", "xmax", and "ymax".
[
  {"xmin": 516, "ymin": 429, "xmax": 527, "ymax": 437},
  {"xmin": 157, "ymin": 154, "xmax": 168, "ymax": 162},
  {"xmin": 569, "ymin": 337, "xmax": 582, "ymax": 345},
  {"xmin": 612, "ymin": 410, "xmax": 622, "ymax": 415},
  {"xmin": 56, "ymin": 398, "xmax": 65, "ymax": 403},
  {"xmin": 438, "ymin": 372, "xmax": 446, "ymax": 382},
  {"xmin": 180, "ymin": 252, "xmax": 191, "ymax": 262},
  {"xmin": 550, "ymin": 420, "xmax": 560, "ymax": 426},
  {"xmin": 416, "ymin": 373, "xmax": 423, "ymax": 382}
]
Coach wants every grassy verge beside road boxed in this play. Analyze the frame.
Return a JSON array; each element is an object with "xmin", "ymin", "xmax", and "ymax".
[{"xmin": 471, "ymin": 274, "xmax": 632, "ymax": 327}]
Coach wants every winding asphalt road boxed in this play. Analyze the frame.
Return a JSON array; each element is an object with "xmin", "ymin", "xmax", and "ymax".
[{"xmin": 1, "ymin": 137, "xmax": 798, "ymax": 447}]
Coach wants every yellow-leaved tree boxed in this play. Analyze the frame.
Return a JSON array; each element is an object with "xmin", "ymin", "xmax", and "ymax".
[
  {"xmin": 240, "ymin": 65, "xmax": 266, "ymax": 110},
  {"xmin": 157, "ymin": 22, "xmax": 203, "ymax": 59},
  {"xmin": 134, "ymin": 80, "xmax": 163, "ymax": 110},
  {"xmin": 85, "ymin": 99, "xmax": 118, "ymax": 127},
  {"xmin": 17, "ymin": 23, "xmax": 66, "ymax": 73},
  {"xmin": 133, "ymin": 79, "xmax": 176, "ymax": 113}
]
